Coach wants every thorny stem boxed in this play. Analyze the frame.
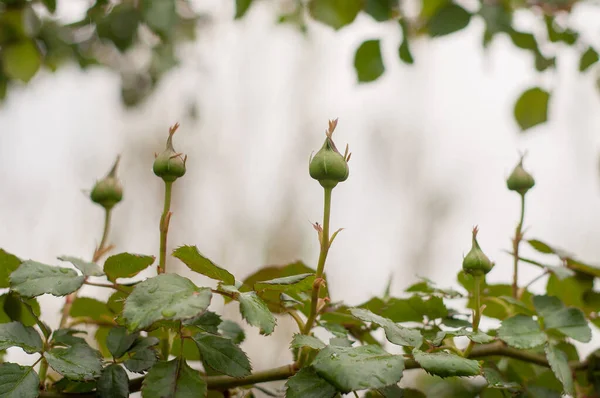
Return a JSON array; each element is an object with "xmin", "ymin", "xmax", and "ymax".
[
  {"xmin": 512, "ymin": 194, "xmax": 526, "ymax": 298},
  {"xmin": 463, "ymin": 275, "xmax": 483, "ymax": 358},
  {"xmin": 158, "ymin": 181, "xmax": 173, "ymax": 274}
]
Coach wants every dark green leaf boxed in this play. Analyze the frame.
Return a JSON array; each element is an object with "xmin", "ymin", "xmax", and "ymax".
[
  {"xmin": 58, "ymin": 256, "xmax": 104, "ymax": 277},
  {"xmin": 107, "ymin": 327, "xmax": 138, "ymax": 359},
  {"xmin": 0, "ymin": 363, "xmax": 39, "ymax": 398},
  {"xmin": 172, "ymin": 246, "xmax": 234, "ymax": 285},
  {"xmin": 354, "ymin": 39, "xmax": 385, "ymax": 83},
  {"xmin": 1, "ymin": 40, "xmax": 41, "ymax": 83},
  {"xmin": 312, "ymin": 345, "xmax": 404, "ymax": 393},
  {"xmin": 222, "ymin": 285, "xmax": 276, "ymax": 335},
  {"xmin": 51, "ymin": 329, "xmax": 87, "ymax": 346},
  {"xmin": 579, "ymin": 47, "xmax": 599, "ymax": 72},
  {"xmin": 141, "ymin": 0, "xmax": 177, "ymax": 38},
  {"xmin": 509, "ymin": 30, "xmax": 537, "ymax": 51},
  {"xmin": 365, "ymin": 0, "xmax": 398, "ymax": 22},
  {"xmin": 124, "ymin": 347, "xmax": 157, "ymax": 373},
  {"xmin": 70, "ymin": 297, "xmax": 112, "ymax": 322},
  {"xmin": 254, "ymin": 273, "xmax": 315, "ymax": 292},
  {"xmin": 96, "ymin": 4, "xmax": 140, "ymax": 52},
  {"xmin": 107, "ymin": 290, "xmax": 130, "ymax": 315},
  {"xmin": 498, "ymin": 315, "xmax": 546, "ymax": 349},
  {"xmin": 41, "ymin": 0, "xmax": 57, "ymax": 12},
  {"xmin": 483, "ymin": 367, "xmax": 520, "ymax": 389},
  {"xmin": 479, "ymin": 4, "xmax": 512, "ymax": 46},
  {"xmin": 97, "ymin": 364, "xmax": 128, "ymax": 398},
  {"xmin": 285, "ymin": 367, "xmax": 337, "ymax": 398},
  {"xmin": 290, "ymin": 334, "xmax": 326, "ymax": 350},
  {"xmin": 514, "ymin": 87, "xmax": 550, "ymax": 131},
  {"xmin": 123, "ymin": 274, "xmax": 212, "ymax": 331},
  {"xmin": 184, "ymin": 311, "xmax": 222, "ymax": 334},
  {"xmin": 407, "ymin": 295, "xmax": 448, "ymax": 320},
  {"xmin": 534, "ymin": 295, "xmax": 591, "ymax": 342},
  {"xmin": 142, "ymin": 358, "xmax": 206, "ymax": 398},
  {"xmin": 46, "ymin": 344, "xmax": 103, "ymax": 381},
  {"xmin": 428, "ymin": 4, "xmax": 471, "ymax": 37},
  {"xmin": 399, "ymin": 20, "xmax": 414, "ymax": 64},
  {"xmin": 193, "ymin": 332, "xmax": 251, "ymax": 377},
  {"xmin": 52, "ymin": 378, "xmax": 96, "ymax": 393},
  {"xmin": 544, "ymin": 16, "xmax": 577, "ymax": 45},
  {"xmin": 103, "ymin": 253, "xmax": 154, "ymax": 283},
  {"xmin": 412, "ymin": 350, "xmax": 481, "ymax": 377},
  {"xmin": 308, "ymin": 0, "xmax": 363, "ymax": 30},
  {"xmin": 0, "ymin": 322, "xmax": 43, "ymax": 353},
  {"xmin": 235, "ymin": 0, "xmax": 254, "ymax": 19},
  {"xmin": 545, "ymin": 344, "xmax": 573, "ymax": 395},
  {"xmin": 219, "ymin": 320, "xmax": 245, "ymax": 344},
  {"xmin": 0, "ymin": 249, "xmax": 21, "ymax": 288},
  {"xmin": 350, "ymin": 308, "xmax": 423, "ymax": 347},
  {"xmin": 9, "ymin": 261, "xmax": 84, "ymax": 297}
]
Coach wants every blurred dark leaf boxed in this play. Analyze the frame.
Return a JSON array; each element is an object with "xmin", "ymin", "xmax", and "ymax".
[
  {"xmin": 579, "ymin": 47, "xmax": 599, "ymax": 72},
  {"xmin": 399, "ymin": 20, "xmax": 414, "ymax": 64},
  {"xmin": 513, "ymin": 87, "xmax": 550, "ymax": 131},
  {"xmin": 309, "ymin": 0, "xmax": 363, "ymax": 30},
  {"xmin": 364, "ymin": 0, "xmax": 398, "ymax": 22},
  {"xmin": 354, "ymin": 39, "xmax": 385, "ymax": 83},
  {"xmin": 1, "ymin": 40, "xmax": 41, "ymax": 82},
  {"xmin": 427, "ymin": 4, "xmax": 471, "ymax": 37},
  {"xmin": 235, "ymin": 0, "xmax": 254, "ymax": 19},
  {"xmin": 96, "ymin": 4, "xmax": 141, "ymax": 52},
  {"xmin": 142, "ymin": 0, "xmax": 177, "ymax": 39}
]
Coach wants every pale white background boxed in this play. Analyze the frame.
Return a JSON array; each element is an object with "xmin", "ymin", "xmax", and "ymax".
[{"xmin": 2, "ymin": 0, "xmax": 600, "ymax": 395}]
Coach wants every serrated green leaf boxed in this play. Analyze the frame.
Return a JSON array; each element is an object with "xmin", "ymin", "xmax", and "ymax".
[
  {"xmin": 172, "ymin": 246, "xmax": 234, "ymax": 285},
  {"xmin": 218, "ymin": 320, "xmax": 245, "ymax": 344},
  {"xmin": 222, "ymin": 285, "xmax": 276, "ymax": 335},
  {"xmin": 1, "ymin": 40, "xmax": 41, "ymax": 83},
  {"xmin": 58, "ymin": 256, "xmax": 104, "ymax": 277},
  {"xmin": 0, "ymin": 249, "xmax": 21, "ymax": 288},
  {"xmin": 51, "ymin": 329, "xmax": 87, "ymax": 347},
  {"xmin": 308, "ymin": 0, "xmax": 362, "ymax": 30},
  {"xmin": 354, "ymin": 40, "xmax": 385, "ymax": 83},
  {"xmin": 142, "ymin": 357, "xmax": 206, "ymax": 398},
  {"xmin": 545, "ymin": 344, "xmax": 574, "ymax": 395},
  {"xmin": 290, "ymin": 334, "xmax": 326, "ymax": 350},
  {"xmin": 184, "ymin": 311, "xmax": 222, "ymax": 334},
  {"xmin": 0, "ymin": 322, "xmax": 43, "ymax": 353},
  {"xmin": 124, "ymin": 346, "xmax": 157, "ymax": 373},
  {"xmin": 103, "ymin": 253, "xmax": 154, "ymax": 282},
  {"xmin": 407, "ymin": 295, "xmax": 448, "ymax": 320},
  {"xmin": 514, "ymin": 87, "xmax": 550, "ymax": 131},
  {"xmin": 432, "ymin": 328, "xmax": 494, "ymax": 346},
  {"xmin": 70, "ymin": 297, "xmax": 112, "ymax": 322},
  {"xmin": 312, "ymin": 345, "xmax": 404, "ymax": 393},
  {"xmin": 97, "ymin": 364, "xmax": 128, "ymax": 398},
  {"xmin": 235, "ymin": 0, "xmax": 254, "ymax": 19},
  {"xmin": 285, "ymin": 367, "xmax": 337, "ymax": 398},
  {"xmin": 46, "ymin": 344, "xmax": 103, "ymax": 381},
  {"xmin": 413, "ymin": 350, "xmax": 481, "ymax": 377},
  {"xmin": 254, "ymin": 273, "xmax": 315, "ymax": 292},
  {"xmin": 123, "ymin": 274, "xmax": 212, "ymax": 331},
  {"xmin": 107, "ymin": 327, "xmax": 138, "ymax": 359},
  {"xmin": 533, "ymin": 295, "xmax": 591, "ymax": 342},
  {"xmin": 579, "ymin": 47, "xmax": 599, "ymax": 72},
  {"xmin": 193, "ymin": 332, "xmax": 251, "ymax": 377},
  {"xmin": 483, "ymin": 367, "xmax": 520, "ymax": 389},
  {"xmin": 498, "ymin": 315, "xmax": 546, "ymax": 349},
  {"xmin": 428, "ymin": 4, "xmax": 471, "ymax": 37},
  {"xmin": 52, "ymin": 378, "xmax": 96, "ymax": 393},
  {"xmin": 0, "ymin": 363, "xmax": 39, "ymax": 398},
  {"xmin": 10, "ymin": 261, "xmax": 84, "ymax": 297},
  {"xmin": 350, "ymin": 308, "xmax": 423, "ymax": 347}
]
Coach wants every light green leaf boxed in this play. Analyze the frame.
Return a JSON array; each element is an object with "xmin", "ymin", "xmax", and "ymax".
[
  {"xmin": 308, "ymin": 0, "xmax": 363, "ymax": 30},
  {"xmin": 141, "ymin": 358, "xmax": 206, "ymax": 398},
  {"xmin": 106, "ymin": 327, "xmax": 138, "ymax": 359},
  {"xmin": 354, "ymin": 40, "xmax": 385, "ymax": 83},
  {"xmin": 0, "ymin": 249, "xmax": 21, "ymax": 288},
  {"xmin": 172, "ymin": 246, "xmax": 234, "ymax": 285},
  {"xmin": 123, "ymin": 274, "xmax": 212, "ymax": 331},
  {"xmin": 312, "ymin": 345, "xmax": 404, "ymax": 393},
  {"xmin": 222, "ymin": 285, "xmax": 276, "ymax": 335},
  {"xmin": 9, "ymin": 261, "xmax": 84, "ymax": 297},
  {"xmin": 527, "ymin": 240, "xmax": 555, "ymax": 254},
  {"xmin": 514, "ymin": 87, "xmax": 550, "ymax": 131},
  {"xmin": 0, "ymin": 322, "xmax": 43, "ymax": 353},
  {"xmin": 579, "ymin": 47, "xmax": 599, "ymax": 72},
  {"xmin": 141, "ymin": 0, "xmax": 177, "ymax": 38},
  {"xmin": 192, "ymin": 332, "xmax": 251, "ymax": 377},
  {"xmin": 428, "ymin": 4, "xmax": 471, "ymax": 37},
  {"xmin": 104, "ymin": 253, "xmax": 155, "ymax": 282},
  {"xmin": 219, "ymin": 320, "xmax": 245, "ymax": 344},
  {"xmin": 350, "ymin": 308, "xmax": 423, "ymax": 347},
  {"xmin": 0, "ymin": 363, "xmax": 39, "ymax": 398},
  {"xmin": 46, "ymin": 344, "xmax": 103, "ymax": 381},
  {"xmin": 254, "ymin": 273, "xmax": 315, "ymax": 292},
  {"xmin": 235, "ymin": 0, "xmax": 254, "ymax": 19},
  {"xmin": 97, "ymin": 364, "xmax": 128, "ymax": 398},
  {"xmin": 413, "ymin": 350, "xmax": 481, "ymax": 377},
  {"xmin": 290, "ymin": 334, "xmax": 326, "ymax": 350},
  {"xmin": 534, "ymin": 295, "xmax": 591, "ymax": 343},
  {"xmin": 70, "ymin": 297, "xmax": 112, "ymax": 322},
  {"xmin": 545, "ymin": 344, "xmax": 574, "ymax": 395},
  {"xmin": 285, "ymin": 367, "xmax": 337, "ymax": 398},
  {"xmin": 1, "ymin": 40, "xmax": 41, "ymax": 83},
  {"xmin": 498, "ymin": 315, "xmax": 546, "ymax": 349},
  {"xmin": 58, "ymin": 256, "xmax": 104, "ymax": 277}
]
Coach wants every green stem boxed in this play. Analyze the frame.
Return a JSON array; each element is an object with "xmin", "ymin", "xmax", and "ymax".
[
  {"xmin": 512, "ymin": 194, "xmax": 526, "ymax": 298},
  {"xmin": 158, "ymin": 182, "xmax": 173, "ymax": 274},
  {"xmin": 38, "ymin": 358, "xmax": 48, "ymax": 389},
  {"xmin": 463, "ymin": 275, "xmax": 483, "ymax": 357},
  {"xmin": 83, "ymin": 281, "xmax": 128, "ymax": 293}
]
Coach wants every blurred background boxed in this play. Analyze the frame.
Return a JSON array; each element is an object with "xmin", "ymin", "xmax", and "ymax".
[{"xmin": 2, "ymin": 0, "xmax": 600, "ymax": 395}]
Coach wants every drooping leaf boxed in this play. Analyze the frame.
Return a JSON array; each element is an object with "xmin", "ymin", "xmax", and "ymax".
[
  {"xmin": 354, "ymin": 40, "xmax": 385, "ymax": 83},
  {"xmin": 46, "ymin": 344, "xmax": 103, "ymax": 381},
  {"xmin": 312, "ymin": 345, "xmax": 404, "ymax": 393},
  {"xmin": 514, "ymin": 87, "xmax": 550, "ymax": 131},
  {"xmin": 123, "ymin": 274, "xmax": 212, "ymax": 331},
  {"xmin": 545, "ymin": 344, "xmax": 574, "ymax": 395},
  {"xmin": 70, "ymin": 297, "xmax": 112, "ymax": 322},
  {"xmin": 1, "ymin": 40, "xmax": 41, "ymax": 83},
  {"xmin": 58, "ymin": 256, "xmax": 104, "ymax": 277},
  {"xmin": 579, "ymin": 47, "xmax": 599, "ymax": 72},
  {"xmin": 219, "ymin": 320, "xmax": 245, "ymax": 344},
  {"xmin": 412, "ymin": 350, "xmax": 481, "ymax": 377},
  {"xmin": 308, "ymin": 0, "xmax": 363, "ymax": 30},
  {"xmin": 0, "ymin": 322, "xmax": 43, "ymax": 353},
  {"xmin": 9, "ymin": 261, "xmax": 84, "ymax": 297},
  {"xmin": 235, "ymin": 0, "xmax": 254, "ymax": 19},
  {"xmin": 0, "ymin": 363, "xmax": 39, "ymax": 398},
  {"xmin": 106, "ymin": 327, "xmax": 138, "ymax": 359},
  {"xmin": 221, "ymin": 285, "xmax": 276, "ymax": 335},
  {"xmin": 141, "ymin": 358, "xmax": 207, "ymax": 398},
  {"xmin": 0, "ymin": 249, "xmax": 21, "ymax": 288},
  {"xmin": 290, "ymin": 334, "xmax": 326, "ymax": 350},
  {"xmin": 350, "ymin": 308, "xmax": 423, "ymax": 347},
  {"xmin": 285, "ymin": 367, "xmax": 337, "ymax": 398},
  {"xmin": 51, "ymin": 329, "xmax": 87, "ymax": 347},
  {"xmin": 172, "ymin": 246, "xmax": 234, "ymax": 285},
  {"xmin": 498, "ymin": 315, "xmax": 546, "ymax": 349},
  {"xmin": 527, "ymin": 240, "xmax": 556, "ymax": 254},
  {"xmin": 97, "ymin": 364, "xmax": 129, "ymax": 398},
  {"xmin": 192, "ymin": 332, "xmax": 252, "ymax": 377},
  {"xmin": 103, "ymin": 253, "xmax": 155, "ymax": 282},
  {"xmin": 427, "ymin": 4, "xmax": 471, "ymax": 37}
]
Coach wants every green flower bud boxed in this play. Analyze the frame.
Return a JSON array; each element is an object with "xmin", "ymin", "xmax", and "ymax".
[
  {"xmin": 309, "ymin": 119, "xmax": 350, "ymax": 189},
  {"xmin": 506, "ymin": 155, "xmax": 535, "ymax": 195},
  {"xmin": 153, "ymin": 123, "xmax": 187, "ymax": 183},
  {"xmin": 90, "ymin": 156, "xmax": 123, "ymax": 210},
  {"xmin": 462, "ymin": 227, "xmax": 493, "ymax": 276}
]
